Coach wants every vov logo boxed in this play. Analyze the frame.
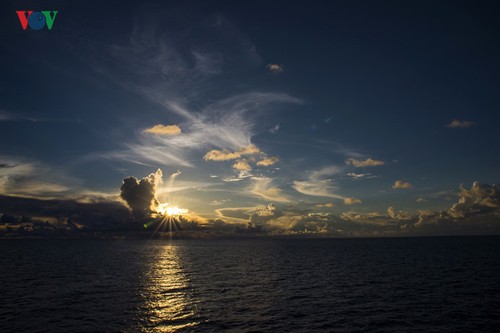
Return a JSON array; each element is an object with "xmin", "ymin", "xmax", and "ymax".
[{"xmin": 16, "ymin": 11, "xmax": 58, "ymax": 30}]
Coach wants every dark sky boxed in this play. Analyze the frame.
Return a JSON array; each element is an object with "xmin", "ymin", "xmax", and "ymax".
[{"xmin": 1, "ymin": 0, "xmax": 499, "ymax": 235}]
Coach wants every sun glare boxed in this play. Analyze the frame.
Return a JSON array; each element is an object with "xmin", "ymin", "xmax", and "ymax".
[{"xmin": 157, "ymin": 203, "xmax": 188, "ymax": 216}]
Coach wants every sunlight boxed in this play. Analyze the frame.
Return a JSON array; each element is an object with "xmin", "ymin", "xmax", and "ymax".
[{"xmin": 156, "ymin": 203, "xmax": 189, "ymax": 217}]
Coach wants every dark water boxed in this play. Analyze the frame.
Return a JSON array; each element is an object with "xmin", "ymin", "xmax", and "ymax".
[{"xmin": 1, "ymin": 236, "xmax": 499, "ymax": 332}]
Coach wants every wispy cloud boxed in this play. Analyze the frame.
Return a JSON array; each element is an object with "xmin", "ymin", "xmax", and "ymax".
[
  {"xmin": 269, "ymin": 123, "xmax": 280, "ymax": 134},
  {"xmin": 346, "ymin": 172, "xmax": 378, "ymax": 180},
  {"xmin": 446, "ymin": 119, "xmax": 474, "ymax": 128},
  {"xmin": 223, "ymin": 170, "xmax": 253, "ymax": 182},
  {"xmin": 292, "ymin": 166, "xmax": 344, "ymax": 199},
  {"xmin": 102, "ymin": 92, "xmax": 300, "ymax": 168},
  {"xmin": 315, "ymin": 202, "xmax": 335, "ymax": 208},
  {"xmin": 210, "ymin": 199, "xmax": 231, "ymax": 206},
  {"xmin": 249, "ymin": 177, "xmax": 290, "ymax": 203},
  {"xmin": 346, "ymin": 158, "xmax": 384, "ymax": 167},
  {"xmin": 0, "ymin": 156, "xmax": 82, "ymax": 199}
]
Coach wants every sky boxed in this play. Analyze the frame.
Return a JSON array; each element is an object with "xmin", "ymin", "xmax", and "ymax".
[{"xmin": 1, "ymin": 0, "xmax": 500, "ymax": 236}]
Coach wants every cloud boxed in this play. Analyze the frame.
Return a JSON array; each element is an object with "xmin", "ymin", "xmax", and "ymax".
[
  {"xmin": 120, "ymin": 169, "xmax": 163, "ymax": 219},
  {"xmin": 346, "ymin": 172, "xmax": 378, "ymax": 180},
  {"xmin": 82, "ymin": 9, "xmax": 301, "ymax": 169},
  {"xmin": 249, "ymin": 177, "xmax": 290, "ymax": 203},
  {"xmin": 414, "ymin": 182, "xmax": 500, "ymax": 231},
  {"xmin": 387, "ymin": 206, "xmax": 412, "ymax": 220},
  {"xmin": 346, "ymin": 158, "xmax": 384, "ymax": 167},
  {"xmin": 106, "ymin": 92, "xmax": 293, "ymax": 168},
  {"xmin": 446, "ymin": 120, "xmax": 474, "ymax": 128},
  {"xmin": 210, "ymin": 199, "xmax": 231, "ymax": 206},
  {"xmin": 344, "ymin": 197, "xmax": 362, "ymax": 205},
  {"xmin": 143, "ymin": 124, "xmax": 181, "ymax": 136},
  {"xmin": 293, "ymin": 166, "xmax": 344, "ymax": 199},
  {"xmin": 315, "ymin": 203, "xmax": 335, "ymax": 208},
  {"xmin": 447, "ymin": 181, "xmax": 500, "ymax": 218},
  {"xmin": 204, "ymin": 144, "xmax": 261, "ymax": 161},
  {"xmin": 256, "ymin": 156, "xmax": 279, "ymax": 167},
  {"xmin": 293, "ymin": 181, "xmax": 343, "ymax": 199},
  {"xmin": 340, "ymin": 211, "xmax": 387, "ymax": 225},
  {"xmin": 232, "ymin": 159, "xmax": 252, "ymax": 171},
  {"xmin": 0, "ymin": 194, "xmax": 133, "ymax": 231},
  {"xmin": 249, "ymin": 203, "xmax": 282, "ymax": 225},
  {"xmin": 0, "ymin": 156, "xmax": 78, "ymax": 198},
  {"xmin": 267, "ymin": 63, "xmax": 284, "ymax": 73},
  {"xmin": 393, "ymin": 180, "xmax": 413, "ymax": 189},
  {"xmin": 269, "ymin": 123, "xmax": 280, "ymax": 134},
  {"xmin": 223, "ymin": 170, "xmax": 253, "ymax": 182}
]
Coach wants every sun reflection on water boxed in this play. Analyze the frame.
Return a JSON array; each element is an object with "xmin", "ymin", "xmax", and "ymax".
[{"xmin": 140, "ymin": 244, "xmax": 199, "ymax": 332}]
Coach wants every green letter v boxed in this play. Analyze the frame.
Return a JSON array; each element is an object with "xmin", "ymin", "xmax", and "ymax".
[{"xmin": 41, "ymin": 11, "xmax": 58, "ymax": 30}]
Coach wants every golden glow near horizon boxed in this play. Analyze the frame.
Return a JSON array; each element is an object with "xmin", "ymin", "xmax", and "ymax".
[{"xmin": 157, "ymin": 203, "xmax": 189, "ymax": 217}]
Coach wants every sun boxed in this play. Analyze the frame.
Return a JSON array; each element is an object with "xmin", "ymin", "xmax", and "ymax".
[{"xmin": 157, "ymin": 203, "xmax": 188, "ymax": 216}]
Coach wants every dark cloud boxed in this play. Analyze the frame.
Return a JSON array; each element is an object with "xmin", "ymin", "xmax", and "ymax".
[
  {"xmin": 0, "ymin": 194, "xmax": 132, "ymax": 231},
  {"xmin": 120, "ymin": 169, "xmax": 162, "ymax": 220}
]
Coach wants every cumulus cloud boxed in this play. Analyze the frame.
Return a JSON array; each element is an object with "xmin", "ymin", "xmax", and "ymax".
[
  {"xmin": 267, "ymin": 63, "xmax": 284, "ymax": 73},
  {"xmin": 344, "ymin": 197, "xmax": 362, "ymax": 205},
  {"xmin": 448, "ymin": 182, "xmax": 499, "ymax": 218},
  {"xmin": 346, "ymin": 158, "xmax": 384, "ymax": 167},
  {"xmin": 387, "ymin": 206, "xmax": 412, "ymax": 220},
  {"xmin": 204, "ymin": 144, "xmax": 261, "ymax": 161},
  {"xmin": 120, "ymin": 169, "xmax": 163, "ymax": 219},
  {"xmin": 414, "ymin": 182, "xmax": 500, "ymax": 231},
  {"xmin": 393, "ymin": 180, "xmax": 413, "ymax": 189},
  {"xmin": 232, "ymin": 159, "xmax": 252, "ymax": 171},
  {"xmin": 214, "ymin": 181, "xmax": 500, "ymax": 236},
  {"xmin": 143, "ymin": 124, "xmax": 182, "ymax": 136},
  {"xmin": 256, "ymin": 156, "xmax": 279, "ymax": 166},
  {"xmin": 446, "ymin": 119, "xmax": 474, "ymax": 128}
]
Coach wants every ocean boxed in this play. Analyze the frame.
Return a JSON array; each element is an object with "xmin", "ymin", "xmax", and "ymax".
[{"xmin": 1, "ymin": 236, "xmax": 499, "ymax": 332}]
